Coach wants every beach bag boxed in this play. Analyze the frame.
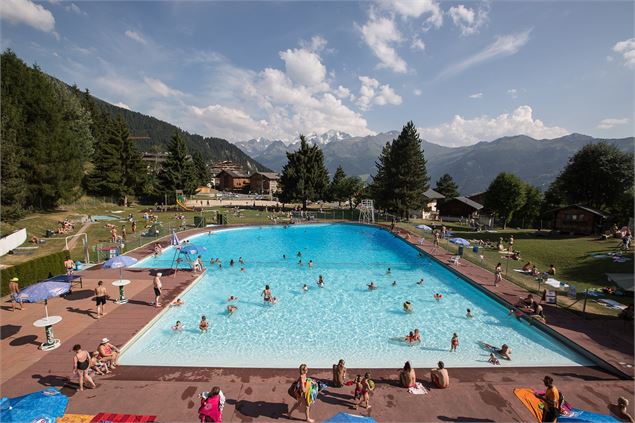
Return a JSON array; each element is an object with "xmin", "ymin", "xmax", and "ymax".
[
  {"xmin": 288, "ymin": 379, "xmax": 300, "ymax": 399},
  {"xmin": 198, "ymin": 395, "xmax": 222, "ymax": 422}
]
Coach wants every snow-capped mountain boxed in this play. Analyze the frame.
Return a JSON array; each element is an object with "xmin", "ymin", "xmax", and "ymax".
[{"xmin": 235, "ymin": 130, "xmax": 353, "ymax": 156}]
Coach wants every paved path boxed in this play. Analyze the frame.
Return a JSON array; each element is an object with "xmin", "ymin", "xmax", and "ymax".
[
  {"xmin": 64, "ymin": 221, "xmax": 92, "ymax": 251},
  {"xmin": 1, "ymin": 222, "xmax": 632, "ymax": 422}
]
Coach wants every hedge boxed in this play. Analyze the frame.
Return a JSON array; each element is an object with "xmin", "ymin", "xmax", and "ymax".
[{"xmin": 1, "ymin": 250, "xmax": 71, "ymax": 296}]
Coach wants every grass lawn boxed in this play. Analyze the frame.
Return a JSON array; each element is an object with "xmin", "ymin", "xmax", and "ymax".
[{"xmin": 397, "ymin": 220, "xmax": 634, "ymax": 317}]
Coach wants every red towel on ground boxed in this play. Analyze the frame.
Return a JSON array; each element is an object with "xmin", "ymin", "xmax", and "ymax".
[{"xmin": 90, "ymin": 413, "xmax": 156, "ymax": 422}]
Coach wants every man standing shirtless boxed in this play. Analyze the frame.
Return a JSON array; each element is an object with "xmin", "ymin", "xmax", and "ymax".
[
  {"xmin": 9, "ymin": 277, "xmax": 22, "ymax": 311},
  {"xmin": 152, "ymin": 273, "xmax": 163, "ymax": 307},
  {"xmin": 94, "ymin": 280, "xmax": 107, "ymax": 318}
]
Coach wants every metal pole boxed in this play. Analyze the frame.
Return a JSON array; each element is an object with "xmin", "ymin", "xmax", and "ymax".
[{"xmin": 582, "ymin": 289, "xmax": 588, "ymax": 317}]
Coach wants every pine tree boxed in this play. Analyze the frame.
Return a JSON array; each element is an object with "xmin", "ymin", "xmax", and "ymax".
[
  {"xmin": 370, "ymin": 121, "xmax": 429, "ymax": 219},
  {"xmin": 117, "ymin": 116, "xmax": 145, "ymax": 205},
  {"xmin": 158, "ymin": 131, "xmax": 197, "ymax": 200},
  {"xmin": 329, "ymin": 165, "xmax": 348, "ymax": 206},
  {"xmin": 279, "ymin": 135, "xmax": 329, "ymax": 209},
  {"xmin": 1, "ymin": 105, "xmax": 27, "ymax": 220},
  {"xmin": 192, "ymin": 151, "xmax": 210, "ymax": 187},
  {"xmin": 434, "ymin": 174, "xmax": 459, "ymax": 199}
]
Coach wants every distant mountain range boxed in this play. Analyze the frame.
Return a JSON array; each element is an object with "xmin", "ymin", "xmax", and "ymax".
[{"xmin": 236, "ymin": 131, "xmax": 634, "ymax": 194}]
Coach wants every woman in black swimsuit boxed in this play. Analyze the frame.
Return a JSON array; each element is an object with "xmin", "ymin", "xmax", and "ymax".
[
  {"xmin": 73, "ymin": 344, "xmax": 96, "ymax": 391},
  {"xmin": 262, "ymin": 285, "xmax": 272, "ymax": 303}
]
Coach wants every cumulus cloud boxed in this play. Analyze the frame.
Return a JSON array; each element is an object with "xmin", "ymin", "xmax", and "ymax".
[
  {"xmin": 189, "ymin": 104, "xmax": 269, "ymax": 141},
  {"xmin": 414, "ymin": 88, "xmax": 423, "ymax": 96},
  {"xmin": 335, "ymin": 85, "xmax": 351, "ymax": 99},
  {"xmin": 65, "ymin": 3, "xmax": 86, "ymax": 15},
  {"xmin": 438, "ymin": 29, "xmax": 531, "ymax": 79},
  {"xmin": 419, "ymin": 105, "xmax": 569, "ymax": 147},
  {"xmin": 377, "ymin": 0, "xmax": 443, "ymax": 29},
  {"xmin": 279, "ymin": 47, "xmax": 328, "ymax": 91},
  {"xmin": 612, "ymin": 38, "xmax": 635, "ymax": 69},
  {"xmin": 468, "ymin": 92, "xmax": 483, "ymax": 99},
  {"xmin": 411, "ymin": 37, "xmax": 426, "ymax": 51},
  {"xmin": 300, "ymin": 35, "xmax": 327, "ymax": 53},
  {"xmin": 143, "ymin": 76, "xmax": 184, "ymax": 97},
  {"xmin": 125, "ymin": 30, "xmax": 147, "ymax": 45},
  {"xmin": 114, "ymin": 102, "xmax": 131, "ymax": 110},
  {"xmin": 597, "ymin": 117, "xmax": 630, "ymax": 129},
  {"xmin": 356, "ymin": 76, "xmax": 402, "ymax": 111},
  {"xmin": 448, "ymin": 4, "xmax": 488, "ymax": 36},
  {"xmin": 358, "ymin": 14, "xmax": 408, "ymax": 73},
  {"xmin": 0, "ymin": 0, "xmax": 55, "ymax": 33}
]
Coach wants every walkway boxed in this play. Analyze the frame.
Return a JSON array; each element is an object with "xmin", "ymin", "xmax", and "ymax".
[{"xmin": 64, "ymin": 221, "xmax": 92, "ymax": 251}]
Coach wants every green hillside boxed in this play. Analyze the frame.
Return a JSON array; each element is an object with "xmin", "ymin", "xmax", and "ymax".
[{"xmin": 92, "ymin": 97, "xmax": 270, "ymax": 172}]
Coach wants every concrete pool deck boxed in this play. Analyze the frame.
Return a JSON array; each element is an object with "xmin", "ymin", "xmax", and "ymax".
[{"xmin": 1, "ymin": 223, "xmax": 633, "ymax": 421}]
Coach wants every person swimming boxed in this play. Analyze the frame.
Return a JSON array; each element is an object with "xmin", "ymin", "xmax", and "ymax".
[
  {"xmin": 417, "ymin": 278, "xmax": 425, "ymax": 285},
  {"xmin": 228, "ymin": 296, "xmax": 238, "ymax": 302},
  {"xmin": 434, "ymin": 293, "xmax": 443, "ymax": 301},
  {"xmin": 171, "ymin": 298, "xmax": 185, "ymax": 307},
  {"xmin": 297, "ymin": 251, "xmax": 302, "ymax": 257},
  {"xmin": 298, "ymin": 259, "xmax": 303, "ymax": 266},
  {"xmin": 308, "ymin": 260, "xmax": 313, "ymax": 268},
  {"xmin": 240, "ymin": 267, "xmax": 246, "ymax": 272},
  {"xmin": 403, "ymin": 301, "xmax": 413, "ymax": 313},
  {"xmin": 173, "ymin": 321, "xmax": 184, "ymax": 331},
  {"xmin": 262, "ymin": 285, "xmax": 273, "ymax": 302},
  {"xmin": 199, "ymin": 316, "xmax": 208, "ymax": 331},
  {"xmin": 367, "ymin": 281, "xmax": 377, "ymax": 290},
  {"xmin": 450, "ymin": 333, "xmax": 459, "ymax": 352},
  {"xmin": 386, "ymin": 267, "xmax": 392, "ymax": 275},
  {"xmin": 466, "ymin": 308, "xmax": 474, "ymax": 318},
  {"xmin": 227, "ymin": 305, "xmax": 237, "ymax": 316},
  {"xmin": 230, "ymin": 259, "xmax": 235, "ymax": 267},
  {"xmin": 239, "ymin": 257, "xmax": 245, "ymax": 265},
  {"xmin": 317, "ymin": 275, "xmax": 324, "ymax": 287},
  {"xmin": 392, "ymin": 281, "xmax": 397, "ymax": 287},
  {"xmin": 303, "ymin": 284, "xmax": 309, "ymax": 292}
]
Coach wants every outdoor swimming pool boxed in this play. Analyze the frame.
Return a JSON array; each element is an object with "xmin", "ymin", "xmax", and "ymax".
[{"xmin": 121, "ymin": 224, "xmax": 592, "ymax": 368}]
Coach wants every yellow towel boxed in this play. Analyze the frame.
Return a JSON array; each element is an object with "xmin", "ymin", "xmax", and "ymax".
[{"xmin": 56, "ymin": 414, "xmax": 95, "ymax": 423}]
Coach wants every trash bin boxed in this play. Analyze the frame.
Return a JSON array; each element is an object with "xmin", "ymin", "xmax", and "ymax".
[
  {"xmin": 194, "ymin": 216, "xmax": 206, "ymax": 227},
  {"xmin": 75, "ymin": 260, "xmax": 82, "ymax": 271},
  {"xmin": 472, "ymin": 246, "xmax": 479, "ymax": 253},
  {"xmin": 458, "ymin": 245, "xmax": 464, "ymax": 256}
]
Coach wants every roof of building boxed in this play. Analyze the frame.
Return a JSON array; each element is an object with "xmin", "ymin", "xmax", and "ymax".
[
  {"xmin": 546, "ymin": 204, "xmax": 608, "ymax": 218},
  {"xmin": 217, "ymin": 169, "xmax": 250, "ymax": 178},
  {"xmin": 251, "ymin": 171, "xmax": 280, "ymax": 180},
  {"xmin": 423, "ymin": 189, "xmax": 445, "ymax": 199},
  {"xmin": 447, "ymin": 196, "xmax": 484, "ymax": 210}
]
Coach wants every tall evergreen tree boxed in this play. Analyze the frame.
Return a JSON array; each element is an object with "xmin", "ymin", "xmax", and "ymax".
[
  {"xmin": 370, "ymin": 121, "xmax": 429, "ymax": 219},
  {"xmin": 484, "ymin": 172, "xmax": 527, "ymax": 228},
  {"xmin": 279, "ymin": 135, "xmax": 329, "ymax": 209},
  {"xmin": 434, "ymin": 174, "xmax": 459, "ymax": 199},
  {"xmin": 192, "ymin": 151, "xmax": 210, "ymax": 187},
  {"xmin": 158, "ymin": 131, "xmax": 197, "ymax": 200},
  {"xmin": 516, "ymin": 183, "xmax": 543, "ymax": 228},
  {"xmin": 329, "ymin": 165, "xmax": 348, "ymax": 206},
  {"xmin": 1, "ymin": 106, "xmax": 27, "ymax": 220}
]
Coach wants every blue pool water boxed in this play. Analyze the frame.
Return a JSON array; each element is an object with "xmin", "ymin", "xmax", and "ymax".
[{"xmin": 121, "ymin": 224, "xmax": 592, "ymax": 368}]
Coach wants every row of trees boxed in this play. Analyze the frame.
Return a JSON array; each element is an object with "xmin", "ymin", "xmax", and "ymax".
[{"xmin": 1, "ymin": 50, "xmax": 210, "ymax": 221}]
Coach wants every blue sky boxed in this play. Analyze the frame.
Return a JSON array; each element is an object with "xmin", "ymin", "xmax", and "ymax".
[{"xmin": 1, "ymin": 0, "xmax": 633, "ymax": 146}]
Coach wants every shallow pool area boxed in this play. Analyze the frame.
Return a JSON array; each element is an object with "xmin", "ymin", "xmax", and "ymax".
[{"xmin": 121, "ymin": 224, "xmax": 592, "ymax": 368}]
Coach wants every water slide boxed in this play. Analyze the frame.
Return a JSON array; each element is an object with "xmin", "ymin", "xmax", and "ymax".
[{"xmin": 176, "ymin": 195, "xmax": 194, "ymax": 211}]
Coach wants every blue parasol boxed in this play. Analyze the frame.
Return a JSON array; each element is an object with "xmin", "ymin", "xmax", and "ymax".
[
  {"xmin": 324, "ymin": 413, "xmax": 377, "ymax": 423},
  {"xmin": 415, "ymin": 224, "xmax": 433, "ymax": 231},
  {"xmin": 15, "ymin": 281, "xmax": 71, "ymax": 318},
  {"xmin": 0, "ymin": 387, "xmax": 68, "ymax": 422},
  {"xmin": 102, "ymin": 255, "xmax": 138, "ymax": 280},
  {"xmin": 449, "ymin": 237, "xmax": 470, "ymax": 246}
]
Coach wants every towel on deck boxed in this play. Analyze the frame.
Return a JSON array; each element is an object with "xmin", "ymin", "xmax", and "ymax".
[{"xmin": 408, "ymin": 382, "xmax": 429, "ymax": 395}]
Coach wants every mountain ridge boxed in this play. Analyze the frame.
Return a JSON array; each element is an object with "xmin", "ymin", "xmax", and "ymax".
[{"xmin": 237, "ymin": 130, "xmax": 634, "ymax": 194}]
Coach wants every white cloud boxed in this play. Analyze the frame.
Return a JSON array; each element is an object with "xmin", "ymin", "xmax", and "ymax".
[
  {"xmin": 335, "ymin": 85, "xmax": 351, "ymax": 99},
  {"xmin": 300, "ymin": 35, "xmax": 327, "ymax": 53},
  {"xmin": 65, "ymin": 3, "xmax": 86, "ymax": 15},
  {"xmin": 125, "ymin": 30, "xmax": 147, "ymax": 45},
  {"xmin": 0, "ymin": 0, "xmax": 55, "ymax": 33},
  {"xmin": 356, "ymin": 76, "xmax": 402, "ymax": 111},
  {"xmin": 419, "ymin": 105, "xmax": 569, "ymax": 147},
  {"xmin": 411, "ymin": 37, "xmax": 426, "ymax": 51},
  {"xmin": 377, "ymin": 0, "xmax": 443, "ymax": 29},
  {"xmin": 438, "ymin": 29, "xmax": 531, "ymax": 79},
  {"xmin": 468, "ymin": 92, "xmax": 483, "ymax": 99},
  {"xmin": 189, "ymin": 105, "xmax": 269, "ymax": 141},
  {"xmin": 143, "ymin": 76, "xmax": 184, "ymax": 98},
  {"xmin": 279, "ymin": 47, "xmax": 328, "ymax": 91},
  {"xmin": 597, "ymin": 117, "xmax": 630, "ymax": 129},
  {"xmin": 507, "ymin": 88, "xmax": 518, "ymax": 98},
  {"xmin": 358, "ymin": 14, "xmax": 408, "ymax": 73},
  {"xmin": 448, "ymin": 4, "xmax": 488, "ymax": 36},
  {"xmin": 114, "ymin": 102, "xmax": 131, "ymax": 110},
  {"xmin": 612, "ymin": 38, "xmax": 635, "ymax": 69},
  {"xmin": 414, "ymin": 88, "xmax": 423, "ymax": 96}
]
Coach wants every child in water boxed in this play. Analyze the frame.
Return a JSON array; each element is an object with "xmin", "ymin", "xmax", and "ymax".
[
  {"xmin": 488, "ymin": 353, "xmax": 500, "ymax": 365},
  {"xmin": 303, "ymin": 284, "xmax": 309, "ymax": 292},
  {"xmin": 173, "ymin": 321, "xmax": 184, "ymax": 331},
  {"xmin": 466, "ymin": 309, "xmax": 474, "ymax": 318},
  {"xmin": 199, "ymin": 316, "xmax": 208, "ymax": 332}
]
